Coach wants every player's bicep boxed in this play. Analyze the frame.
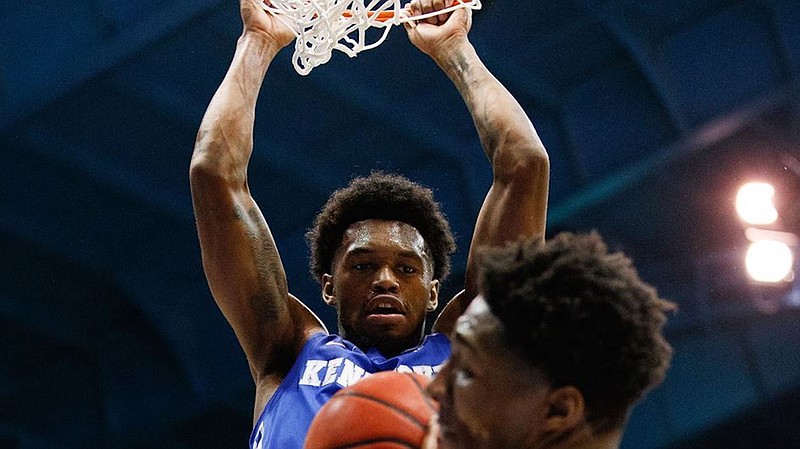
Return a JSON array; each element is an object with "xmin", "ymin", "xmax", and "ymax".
[
  {"xmin": 474, "ymin": 174, "xmax": 548, "ymax": 247},
  {"xmin": 464, "ymin": 160, "xmax": 549, "ymax": 294},
  {"xmin": 191, "ymin": 176, "xmax": 301, "ymax": 374}
]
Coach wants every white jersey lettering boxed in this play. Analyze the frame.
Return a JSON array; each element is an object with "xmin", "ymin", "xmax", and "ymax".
[
  {"xmin": 336, "ymin": 359, "xmax": 367, "ymax": 387},
  {"xmin": 321, "ymin": 357, "xmax": 344, "ymax": 386},
  {"xmin": 299, "ymin": 359, "xmax": 441, "ymax": 388},
  {"xmin": 298, "ymin": 360, "xmax": 327, "ymax": 386}
]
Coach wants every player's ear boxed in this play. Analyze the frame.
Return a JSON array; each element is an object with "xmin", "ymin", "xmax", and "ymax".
[
  {"xmin": 322, "ymin": 274, "xmax": 337, "ymax": 307},
  {"xmin": 543, "ymin": 385, "xmax": 585, "ymax": 434},
  {"xmin": 426, "ymin": 279, "xmax": 440, "ymax": 312}
]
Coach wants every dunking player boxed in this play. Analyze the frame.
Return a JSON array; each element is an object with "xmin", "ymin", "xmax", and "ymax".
[{"xmin": 189, "ymin": 0, "xmax": 549, "ymax": 447}]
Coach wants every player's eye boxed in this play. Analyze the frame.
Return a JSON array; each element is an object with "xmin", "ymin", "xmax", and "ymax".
[
  {"xmin": 400, "ymin": 266, "xmax": 416, "ymax": 274},
  {"xmin": 353, "ymin": 263, "xmax": 372, "ymax": 270},
  {"xmin": 450, "ymin": 352, "xmax": 475, "ymax": 382},
  {"xmin": 455, "ymin": 366, "xmax": 475, "ymax": 382}
]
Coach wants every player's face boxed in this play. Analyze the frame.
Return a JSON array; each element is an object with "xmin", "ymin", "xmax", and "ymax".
[
  {"xmin": 427, "ymin": 296, "xmax": 552, "ymax": 449},
  {"xmin": 324, "ymin": 219, "xmax": 439, "ymax": 354}
]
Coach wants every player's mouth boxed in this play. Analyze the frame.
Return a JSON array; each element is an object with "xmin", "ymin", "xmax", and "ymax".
[{"xmin": 365, "ymin": 294, "xmax": 405, "ymax": 317}]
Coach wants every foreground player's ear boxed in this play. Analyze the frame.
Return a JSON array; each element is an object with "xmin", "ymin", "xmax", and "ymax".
[
  {"xmin": 322, "ymin": 274, "xmax": 337, "ymax": 307},
  {"xmin": 426, "ymin": 279, "xmax": 440, "ymax": 312},
  {"xmin": 543, "ymin": 386, "xmax": 585, "ymax": 433}
]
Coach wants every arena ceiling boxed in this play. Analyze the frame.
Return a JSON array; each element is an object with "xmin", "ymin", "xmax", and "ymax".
[{"xmin": 2, "ymin": 1, "xmax": 800, "ymax": 448}]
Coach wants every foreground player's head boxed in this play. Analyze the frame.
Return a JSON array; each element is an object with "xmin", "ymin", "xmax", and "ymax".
[{"xmin": 429, "ymin": 232, "xmax": 674, "ymax": 449}]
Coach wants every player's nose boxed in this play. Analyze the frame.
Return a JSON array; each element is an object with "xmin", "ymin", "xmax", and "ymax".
[
  {"xmin": 427, "ymin": 361, "xmax": 450, "ymax": 403},
  {"xmin": 372, "ymin": 266, "xmax": 399, "ymax": 292}
]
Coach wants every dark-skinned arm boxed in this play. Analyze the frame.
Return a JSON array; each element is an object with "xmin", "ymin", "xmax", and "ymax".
[
  {"xmin": 405, "ymin": 4, "xmax": 549, "ymax": 335},
  {"xmin": 189, "ymin": 1, "xmax": 326, "ymax": 414}
]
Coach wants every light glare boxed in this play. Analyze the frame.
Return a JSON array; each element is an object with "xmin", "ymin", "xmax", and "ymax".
[
  {"xmin": 745, "ymin": 240, "xmax": 794, "ymax": 283},
  {"xmin": 736, "ymin": 182, "xmax": 778, "ymax": 225}
]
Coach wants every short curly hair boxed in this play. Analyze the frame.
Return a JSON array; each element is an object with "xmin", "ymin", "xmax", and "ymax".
[
  {"xmin": 478, "ymin": 231, "xmax": 674, "ymax": 432},
  {"xmin": 306, "ymin": 171, "xmax": 456, "ymax": 283}
]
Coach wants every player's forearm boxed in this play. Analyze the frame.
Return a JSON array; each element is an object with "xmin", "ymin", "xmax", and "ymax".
[
  {"xmin": 191, "ymin": 32, "xmax": 282, "ymax": 182},
  {"xmin": 436, "ymin": 42, "xmax": 548, "ymax": 183},
  {"xmin": 441, "ymin": 41, "xmax": 549, "ymax": 306}
]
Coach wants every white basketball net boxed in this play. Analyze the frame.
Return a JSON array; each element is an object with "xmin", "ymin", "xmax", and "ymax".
[{"xmin": 261, "ymin": 0, "xmax": 482, "ymax": 75}]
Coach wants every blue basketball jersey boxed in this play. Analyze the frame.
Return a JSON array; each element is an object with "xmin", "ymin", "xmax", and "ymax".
[{"xmin": 249, "ymin": 332, "xmax": 451, "ymax": 449}]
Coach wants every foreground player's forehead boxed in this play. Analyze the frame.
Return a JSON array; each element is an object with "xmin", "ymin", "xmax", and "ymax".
[{"xmin": 453, "ymin": 296, "xmax": 505, "ymax": 355}]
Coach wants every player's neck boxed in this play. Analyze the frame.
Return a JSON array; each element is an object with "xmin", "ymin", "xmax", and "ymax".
[{"xmin": 347, "ymin": 332, "xmax": 424, "ymax": 358}]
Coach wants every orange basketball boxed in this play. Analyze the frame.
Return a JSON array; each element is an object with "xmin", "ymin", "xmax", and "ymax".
[{"xmin": 304, "ymin": 371, "xmax": 438, "ymax": 449}]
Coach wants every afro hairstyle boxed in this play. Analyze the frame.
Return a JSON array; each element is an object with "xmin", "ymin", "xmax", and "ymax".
[
  {"xmin": 306, "ymin": 171, "xmax": 456, "ymax": 283},
  {"xmin": 478, "ymin": 232, "xmax": 675, "ymax": 432}
]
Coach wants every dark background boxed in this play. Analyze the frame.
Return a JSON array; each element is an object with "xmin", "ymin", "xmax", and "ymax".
[{"xmin": 2, "ymin": 1, "xmax": 799, "ymax": 448}]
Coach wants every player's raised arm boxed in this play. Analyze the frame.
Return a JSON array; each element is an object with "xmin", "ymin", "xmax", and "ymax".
[
  {"xmin": 405, "ymin": 3, "xmax": 550, "ymax": 334},
  {"xmin": 189, "ymin": 0, "xmax": 325, "ymax": 385}
]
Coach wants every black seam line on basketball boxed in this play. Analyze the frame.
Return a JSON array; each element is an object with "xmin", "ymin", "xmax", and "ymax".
[
  {"xmin": 406, "ymin": 373, "xmax": 438, "ymax": 413},
  {"xmin": 332, "ymin": 438, "xmax": 419, "ymax": 449},
  {"xmin": 335, "ymin": 391, "xmax": 427, "ymax": 429}
]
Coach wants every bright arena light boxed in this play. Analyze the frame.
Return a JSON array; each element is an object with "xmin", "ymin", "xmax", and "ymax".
[
  {"xmin": 736, "ymin": 182, "xmax": 778, "ymax": 225},
  {"xmin": 745, "ymin": 240, "xmax": 794, "ymax": 283}
]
